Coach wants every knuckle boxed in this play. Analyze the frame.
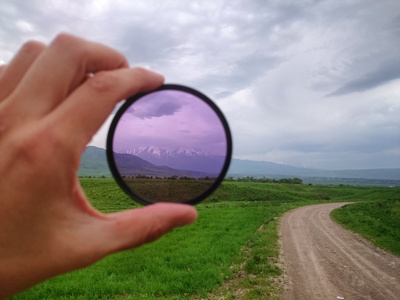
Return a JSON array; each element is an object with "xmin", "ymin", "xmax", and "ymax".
[
  {"xmin": 9, "ymin": 125, "xmax": 67, "ymax": 167},
  {"xmin": 11, "ymin": 129, "xmax": 47, "ymax": 163},
  {"xmin": 20, "ymin": 40, "xmax": 46, "ymax": 56},
  {"xmin": 87, "ymin": 71, "xmax": 118, "ymax": 92},
  {"xmin": 6, "ymin": 136, "xmax": 38, "ymax": 170},
  {"xmin": 51, "ymin": 33, "xmax": 88, "ymax": 59},
  {"xmin": 52, "ymin": 33, "xmax": 80, "ymax": 47},
  {"xmin": 50, "ymin": 34, "xmax": 128, "ymax": 75}
]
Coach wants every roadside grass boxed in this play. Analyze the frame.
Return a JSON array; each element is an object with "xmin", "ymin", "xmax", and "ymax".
[
  {"xmin": 331, "ymin": 195, "xmax": 400, "ymax": 256},
  {"xmin": 206, "ymin": 216, "xmax": 283, "ymax": 300},
  {"xmin": 11, "ymin": 179, "xmax": 400, "ymax": 299}
]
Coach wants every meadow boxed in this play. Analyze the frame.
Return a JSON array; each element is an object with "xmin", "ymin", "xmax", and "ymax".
[
  {"xmin": 332, "ymin": 196, "xmax": 400, "ymax": 255},
  {"xmin": 11, "ymin": 179, "xmax": 400, "ymax": 300}
]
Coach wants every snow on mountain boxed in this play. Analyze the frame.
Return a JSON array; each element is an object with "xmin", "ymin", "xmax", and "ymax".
[
  {"xmin": 126, "ymin": 146, "xmax": 224, "ymax": 174},
  {"xmin": 171, "ymin": 147, "xmax": 209, "ymax": 157},
  {"xmin": 127, "ymin": 146, "xmax": 210, "ymax": 158},
  {"xmin": 129, "ymin": 146, "xmax": 171, "ymax": 158}
]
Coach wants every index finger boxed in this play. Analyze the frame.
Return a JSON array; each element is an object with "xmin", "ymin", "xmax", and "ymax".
[
  {"xmin": 7, "ymin": 33, "xmax": 129, "ymax": 120},
  {"xmin": 48, "ymin": 67, "xmax": 164, "ymax": 149}
]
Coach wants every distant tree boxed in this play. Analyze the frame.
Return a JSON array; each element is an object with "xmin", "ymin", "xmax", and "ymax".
[
  {"xmin": 225, "ymin": 176, "xmax": 235, "ymax": 182},
  {"xmin": 293, "ymin": 178, "xmax": 303, "ymax": 184}
]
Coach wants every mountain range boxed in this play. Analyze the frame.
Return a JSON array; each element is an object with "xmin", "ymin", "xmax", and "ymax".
[
  {"xmin": 112, "ymin": 151, "xmax": 211, "ymax": 178},
  {"xmin": 124, "ymin": 146, "xmax": 225, "ymax": 174},
  {"xmin": 79, "ymin": 146, "xmax": 400, "ymax": 185}
]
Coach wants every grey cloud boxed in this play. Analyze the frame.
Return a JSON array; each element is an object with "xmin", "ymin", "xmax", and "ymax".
[
  {"xmin": 197, "ymin": 54, "xmax": 282, "ymax": 98},
  {"xmin": 111, "ymin": 22, "xmax": 180, "ymax": 65},
  {"xmin": 1, "ymin": 0, "xmax": 399, "ymax": 169},
  {"xmin": 327, "ymin": 59, "xmax": 400, "ymax": 97},
  {"xmin": 128, "ymin": 100, "xmax": 182, "ymax": 119},
  {"xmin": 320, "ymin": 4, "xmax": 400, "ymax": 96}
]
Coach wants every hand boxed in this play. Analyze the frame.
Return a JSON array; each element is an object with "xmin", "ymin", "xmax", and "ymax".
[{"xmin": 0, "ymin": 33, "xmax": 198, "ymax": 298}]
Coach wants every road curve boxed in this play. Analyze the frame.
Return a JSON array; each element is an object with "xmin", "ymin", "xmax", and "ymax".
[{"xmin": 279, "ymin": 202, "xmax": 400, "ymax": 300}]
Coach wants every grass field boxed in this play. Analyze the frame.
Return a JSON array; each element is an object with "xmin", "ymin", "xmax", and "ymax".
[
  {"xmin": 11, "ymin": 179, "xmax": 400, "ymax": 300},
  {"xmin": 331, "ymin": 197, "xmax": 400, "ymax": 256}
]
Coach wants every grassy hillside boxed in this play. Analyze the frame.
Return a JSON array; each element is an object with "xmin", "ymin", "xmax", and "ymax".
[
  {"xmin": 79, "ymin": 146, "xmax": 111, "ymax": 177},
  {"xmin": 12, "ymin": 179, "xmax": 400, "ymax": 300},
  {"xmin": 331, "ymin": 196, "xmax": 400, "ymax": 255}
]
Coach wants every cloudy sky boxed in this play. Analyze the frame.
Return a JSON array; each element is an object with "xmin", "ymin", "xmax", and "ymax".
[
  {"xmin": 113, "ymin": 90, "xmax": 227, "ymax": 155},
  {"xmin": 1, "ymin": 0, "xmax": 399, "ymax": 170}
]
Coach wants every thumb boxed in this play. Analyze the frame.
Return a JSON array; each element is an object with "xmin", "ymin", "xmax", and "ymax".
[{"xmin": 102, "ymin": 203, "xmax": 198, "ymax": 253}]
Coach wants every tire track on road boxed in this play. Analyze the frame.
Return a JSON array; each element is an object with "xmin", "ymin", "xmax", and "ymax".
[{"xmin": 280, "ymin": 202, "xmax": 400, "ymax": 300}]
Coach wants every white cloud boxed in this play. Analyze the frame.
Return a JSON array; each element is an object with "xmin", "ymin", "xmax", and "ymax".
[{"xmin": 15, "ymin": 20, "xmax": 35, "ymax": 33}]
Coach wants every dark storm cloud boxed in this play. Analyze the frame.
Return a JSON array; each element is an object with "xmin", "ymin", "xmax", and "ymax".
[
  {"xmin": 320, "ymin": 3, "xmax": 400, "ymax": 97},
  {"xmin": 127, "ymin": 99, "xmax": 182, "ymax": 119},
  {"xmin": 328, "ymin": 60, "xmax": 400, "ymax": 97}
]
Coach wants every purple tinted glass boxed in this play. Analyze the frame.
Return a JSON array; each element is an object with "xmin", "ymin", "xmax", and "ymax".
[{"xmin": 111, "ymin": 89, "xmax": 228, "ymax": 203}]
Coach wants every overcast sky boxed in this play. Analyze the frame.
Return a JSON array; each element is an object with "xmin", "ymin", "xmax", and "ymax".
[
  {"xmin": 113, "ymin": 90, "xmax": 227, "ymax": 155},
  {"xmin": 1, "ymin": 0, "xmax": 399, "ymax": 170}
]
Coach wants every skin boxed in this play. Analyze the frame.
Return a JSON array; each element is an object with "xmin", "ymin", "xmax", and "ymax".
[{"xmin": 0, "ymin": 33, "xmax": 198, "ymax": 299}]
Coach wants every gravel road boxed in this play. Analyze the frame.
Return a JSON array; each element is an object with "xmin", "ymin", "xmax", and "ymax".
[{"xmin": 279, "ymin": 202, "xmax": 400, "ymax": 300}]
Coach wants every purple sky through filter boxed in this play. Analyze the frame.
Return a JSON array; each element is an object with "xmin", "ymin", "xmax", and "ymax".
[{"xmin": 113, "ymin": 90, "xmax": 227, "ymax": 156}]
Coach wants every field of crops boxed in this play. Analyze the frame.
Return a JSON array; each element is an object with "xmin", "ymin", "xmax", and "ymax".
[
  {"xmin": 122, "ymin": 178, "xmax": 214, "ymax": 202},
  {"xmin": 12, "ymin": 179, "xmax": 400, "ymax": 300}
]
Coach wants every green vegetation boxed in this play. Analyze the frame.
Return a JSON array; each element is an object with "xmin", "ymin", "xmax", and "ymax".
[
  {"xmin": 331, "ymin": 195, "xmax": 400, "ymax": 256},
  {"xmin": 12, "ymin": 179, "xmax": 400, "ymax": 299},
  {"xmin": 225, "ymin": 176, "xmax": 303, "ymax": 184},
  {"xmin": 302, "ymin": 177, "xmax": 400, "ymax": 187},
  {"xmin": 123, "ymin": 178, "xmax": 214, "ymax": 202}
]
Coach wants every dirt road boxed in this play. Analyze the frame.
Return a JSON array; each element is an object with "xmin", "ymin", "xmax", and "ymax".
[{"xmin": 280, "ymin": 202, "xmax": 400, "ymax": 300}]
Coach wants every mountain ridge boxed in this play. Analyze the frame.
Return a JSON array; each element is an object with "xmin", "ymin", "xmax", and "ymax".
[
  {"xmin": 79, "ymin": 146, "xmax": 400, "ymax": 183},
  {"xmin": 127, "ymin": 146, "xmax": 211, "ymax": 158},
  {"xmin": 119, "ymin": 146, "xmax": 225, "ymax": 174}
]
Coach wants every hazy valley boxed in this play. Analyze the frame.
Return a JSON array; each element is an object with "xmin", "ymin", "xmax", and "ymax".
[{"xmin": 79, "ymin": 146, "xmax": 400, "ymax": 186}]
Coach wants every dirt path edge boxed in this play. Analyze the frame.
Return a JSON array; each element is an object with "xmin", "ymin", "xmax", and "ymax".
[{"xmin": 279, "ymin": 202, "xmax": 400, "ymax": 300}]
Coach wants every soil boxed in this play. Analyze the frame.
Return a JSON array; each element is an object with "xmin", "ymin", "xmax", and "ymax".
[{"xmin": 279, "ymin": 202, "xmax": 400, "ymax": 300}]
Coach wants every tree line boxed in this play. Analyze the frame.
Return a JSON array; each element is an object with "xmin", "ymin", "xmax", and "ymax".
[
  {"xmin": 122, "ymin": 174, "xmax": 216, "ymax": 181},
  {"xmin": 224, "ymin": 176, "xmax": 303, "ymax": 184}
]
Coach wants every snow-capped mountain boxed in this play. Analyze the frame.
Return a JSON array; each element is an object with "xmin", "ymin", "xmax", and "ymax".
[
  {"xmin": 125, "ymin": 146, "xmax": 225, "ymax": 174},
  {"xmin": 127, "ymin": 146, "xmax": 172, "ymax": 158},
  {"xmin": 127, "ymin": 146, "xmax": 210, "ymax": 158},
  {"xmin": 171, "ymin": 147, "xmax": 210, "ymax": 157}
]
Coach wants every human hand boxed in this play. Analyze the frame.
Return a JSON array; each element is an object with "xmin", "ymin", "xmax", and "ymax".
[{"xmin": 0, "ymin": 33, "xmax": 198, "ymax": 298}]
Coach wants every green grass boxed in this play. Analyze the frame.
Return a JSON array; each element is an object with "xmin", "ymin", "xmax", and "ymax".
[
  {"xmin": 15, "ymin": 207, "xmax": 276, "ymax": 299},
  {"xmin": 12, "ymin": 179, "xmax": 400, "ymax": 299},
  {"xmin": 331, "ymin": 195, "xmax": 400, "ymax": 256},
  {"xmin": 79, "ymin": 178, "xmax": 139, "ymax": 212}
]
